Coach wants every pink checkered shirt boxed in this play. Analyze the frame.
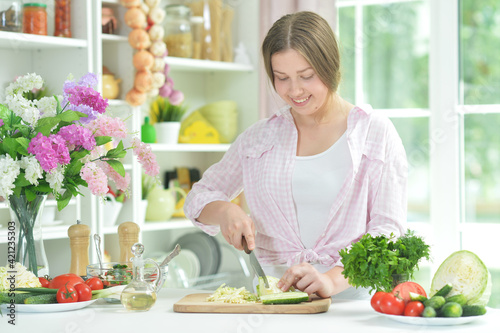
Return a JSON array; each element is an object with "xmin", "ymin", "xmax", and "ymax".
[{"xmin": 184, "ymin": 105, "xmax": 407, "ymax": 268}]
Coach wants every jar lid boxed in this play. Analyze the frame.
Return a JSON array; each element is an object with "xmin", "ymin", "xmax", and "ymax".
[
  {"xmin": 165, "ymin": 4, "xmax": 192, "ymax": 17},
  {"xmin": 23, "ymin": 3, "xmax": 47, "ymax": 8}
]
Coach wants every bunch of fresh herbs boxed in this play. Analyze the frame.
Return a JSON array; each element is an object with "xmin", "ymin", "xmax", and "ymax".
[{"xmin": 339, "ymin": 230, "xmax": 431, "ymax": 293}]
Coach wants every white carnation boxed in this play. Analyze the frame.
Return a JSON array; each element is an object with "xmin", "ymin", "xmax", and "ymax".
[
  {"xmin": 20, "ymin": 155, "xmax": 43, "ymax": 186},
  {"xmin": 37, "ymin": 96, "xmax": 57, "ymax": 118},
  {"xmin": 46, "ymin": 164, "xmax": 65, "ymax": 194},
  {"xmin": 0, "ymin": 155, "xmax": 20, "ymax": 198}
]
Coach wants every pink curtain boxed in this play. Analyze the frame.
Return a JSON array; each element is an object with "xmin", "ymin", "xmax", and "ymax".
[{"xmin": 258, "ymin": 0, "xmax": 338, "ymax": 118}]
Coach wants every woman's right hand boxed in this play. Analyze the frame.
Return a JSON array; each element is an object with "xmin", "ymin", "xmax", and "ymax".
[{"xmin": 198, "ymin": 201, "xmax": 255, "ymax": 251}]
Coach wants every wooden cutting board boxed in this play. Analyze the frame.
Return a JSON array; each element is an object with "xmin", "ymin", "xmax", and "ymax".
[{"xmin": 173, "ymin": 293, "xmax": 331, "ymax": 314}]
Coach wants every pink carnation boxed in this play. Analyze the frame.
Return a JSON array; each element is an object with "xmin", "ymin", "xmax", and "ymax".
[
  {"xmin": 28, "ymin": 133, "xmax": 70, "ymax": 172},
  {"xmin": 65, "ymin": 86, "xmax": 108, "ymax": 114},
  {"xmin": 98, "ymin": 161, "xmax": 130, "ymax": 192},
  {"xmin": 80, "ymin": 162, "xmax": 108, "ymax": 196},
  {"xmin": 131, "ymin": 137, "xmax": 159, "ymax": 177},
  {"xmin": 87, "ymin": 115, "xmax": 128, "ymax": 139},
  {"xmin": 58, "ymin": 124, "xmax": 96, "ymax": 150}
]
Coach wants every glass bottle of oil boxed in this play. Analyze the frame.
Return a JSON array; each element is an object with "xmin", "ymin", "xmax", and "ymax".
[{"xmin": 120, "ymin": 243, "xmax": 157, "ymax": 311}]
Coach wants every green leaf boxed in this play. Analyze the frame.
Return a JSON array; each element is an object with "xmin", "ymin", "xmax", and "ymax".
[
  {"xmin": 57, "ymin": 191, "xmax": 73, "ymax": 211},
  {"xmin": 2, "ymin": 137, "xmax": 20, "ymax": 158},
  {"xmin": 105, "ymin": 140, "xmax": 126, "ymax": 159},
  {"xmin": 70, "ymin": 149, "xmax": 90, "ymax": 161},
  {"xmin": 65, "ymin": 160, "xmax": 84, "ymax": 177},
  {"xmin": 95, "ymin": 136, "xmax": 112, "ymax": 146},
  {"xmin": 57, "ymin": 110, "xmax": 88, "ymax": 122},
  {"xmin": 54, "ymin": 95, "xmax": 63, "ymax": 113},
  {"xmin": 13, "ymin": 173, "xmax": 31, "ymax": 187},
  {"xmin": 105, "ymin": 159, "xmax": 125, "ymax": 177},
  {"xmin": 0, "ymin": 103, "xmax": 11, "ymax": 119},
  {"xmin": 25, "ymin": 187, "xmax": 36, "ymax": 201},
  {"xmin": 35, "ymin": 117, "xmax": 60, "ymax": 136}
]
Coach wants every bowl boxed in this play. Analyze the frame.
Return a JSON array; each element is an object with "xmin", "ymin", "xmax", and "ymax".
[{"xmin": 86, "ymin": 262, "xmax": 167, "ymax": 302}]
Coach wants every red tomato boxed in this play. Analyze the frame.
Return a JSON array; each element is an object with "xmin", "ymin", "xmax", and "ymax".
[
  {"xmin": 56, "ymin": 283, "xmax": 78, "ymax": 303},
  {"xmin": 49, "ymin": 274, "xmax": 85, "ymax": 289},
  {"xmin": 404, "ymin": 301, "xmax": 425, "ymax": 317},
  {"xmin": 392, "ymin": 281, "xmax": 427, "ymax": 304},
  {"xmin": 370, "ymin": 291, "xmax": 388, "ymax": 312},
  {"xmin": 379, "ymin": 292, "xmax": 405, "ymax": 315},
  {"xmin": 85, "ymin": 277, "xmax": 104, "ymax": 291},
  {"xmin": 74, "ymin": 283, "xmax": 92, "ymax": 302},
  {"xmin": 38, "ymin": 276, "xmax": 50, "ymax": 288}
]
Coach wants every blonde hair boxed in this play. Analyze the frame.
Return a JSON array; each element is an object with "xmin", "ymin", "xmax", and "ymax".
[{"xmin": 262, "ymin": 11, "xmax": 341, "ymax": 93}]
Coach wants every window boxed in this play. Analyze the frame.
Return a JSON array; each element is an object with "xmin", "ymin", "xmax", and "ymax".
[{"xmin": 337, "ymin": 0, "xmax": 499, "ymax": 307}]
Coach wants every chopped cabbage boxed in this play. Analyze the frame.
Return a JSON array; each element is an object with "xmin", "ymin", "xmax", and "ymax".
[
  {"xmin": 0, "ymin": 263, "xmax": 42, "ymax": 291},
  {"xmin": 430, "ymin": 250, "xmax": 492, "ymax": 306},
  {"xmin": 257, "ymin": 276, "xmax": 295, "ymax": 296},
  {"xmin": 207, "ymin": 284, "xmax": 258, "ymax": 304}
]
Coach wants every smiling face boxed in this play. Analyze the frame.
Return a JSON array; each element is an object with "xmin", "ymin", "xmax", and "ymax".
[{"xmin": 272, "ymin": 49, "xmax": 331, "ymax": 117}]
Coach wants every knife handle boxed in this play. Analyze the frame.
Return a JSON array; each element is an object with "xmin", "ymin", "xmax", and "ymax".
[{"xmin": 241, "ymin": 236, "xmax": 251, "ymax": 254}]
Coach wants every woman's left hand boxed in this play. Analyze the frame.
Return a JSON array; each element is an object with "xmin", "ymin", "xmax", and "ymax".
[{"xmin": 277, "ymin": 262, "xmax": 335, "ymax": 298}]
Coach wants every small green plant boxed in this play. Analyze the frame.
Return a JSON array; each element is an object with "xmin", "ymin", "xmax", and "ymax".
[
  {"xmin": 142, "ymin": 172, "xmax": 158, "ymax": 200},
  {"xmin": 150, "ymin": 96, "xmax": 188, "ymax": 122}
]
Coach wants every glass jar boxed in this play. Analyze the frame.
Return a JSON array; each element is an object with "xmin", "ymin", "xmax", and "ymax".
[
  {"xmin": 23, "ymin": 3, "xmax": 47, "ymax": 36},
  {"xmin": 54, "ymin": 0, "xmax": 71, "ymax": 37},
  {"xmin": 190, "ymin": 16, "xmax": 203, "ymax": 59},
  {"xmin": 0, "ymin": 0, "xmax": 22, "ymax": 32},
  {"xmin": 164, "ymin": 4, "xmax": 192, "ymax": 58}
]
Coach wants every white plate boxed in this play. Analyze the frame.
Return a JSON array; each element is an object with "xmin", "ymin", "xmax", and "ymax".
[
  {"xmin": 378, "ymin": 312, "xmax": 485, "ymax": 326},
  {"xmin": 171, "ymin": 249, "xmax": 201, "ymax": 280},
  {"xmin": 0, "ymin": 300, "xmax": 96, "ymax": 313}
]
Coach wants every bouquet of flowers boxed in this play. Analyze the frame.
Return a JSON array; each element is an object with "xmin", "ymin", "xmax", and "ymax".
[
  {"xmin": 0, "ymin": 72, "xmax": 160, "ymax": 275},
  {"xmin": 0, "ymin": 72, "xmax": 159, "ymax": 208}
]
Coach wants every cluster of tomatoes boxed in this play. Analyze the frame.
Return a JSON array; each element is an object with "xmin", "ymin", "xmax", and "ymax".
[
  {"xmin": 371, "ymin": 282, "xmax": 427, "ymax": 316},
  {"xmin": 38, "ymin": 274, "xmax": 104, "ymax": 304}
]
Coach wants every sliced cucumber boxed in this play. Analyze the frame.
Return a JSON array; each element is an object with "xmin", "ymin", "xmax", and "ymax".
[
  {"xmin": 409, "ymin": 292, "xmax": 428, "ymax": 302},
  {"xmin": 260, "ymin": 292, "xmax": 309, "ymax": 305}
]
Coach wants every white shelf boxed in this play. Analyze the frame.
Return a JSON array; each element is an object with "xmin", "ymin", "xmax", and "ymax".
[
  {"xmin": 167, "ymin": 57, "xmax": 253, "ymax": 73},
  {"xmin": 151, "ymin": 143, "xmax": 231, "ymax": 152},
  {"xmin": 101, "ymin": 218, "xmax": 194, "ymax": 234},
  {"xmin": 101, "ymin": 34, "xmax": 128, "ymax": 43},
  {"xmin": 0, "ymin": 198, "xmax": 75, "ymax": 209},
  {"xmin": 0, "ymin": 225, "xmax": 71, "ymax": 244},
  {"xmin": 102, "ymin": 0, "xmax": 120, "ymax": 5},
  {"xmin": 0, "ymin": 31, "xmax": 87, "ymax": 50}
]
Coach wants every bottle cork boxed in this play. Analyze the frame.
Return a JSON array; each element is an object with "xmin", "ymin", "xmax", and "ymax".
[
  {"xmin": 68, "ymin": 220, "xmax": 90, "ymax": 277},
  {"xmin": 118, "ymin": 221, "xmax": 140, "ymax": 263}
]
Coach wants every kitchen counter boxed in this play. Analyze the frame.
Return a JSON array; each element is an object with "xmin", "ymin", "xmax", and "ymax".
[{"xmin": 1, "ymin": 288, "xmax": 498, "ymax": 333}]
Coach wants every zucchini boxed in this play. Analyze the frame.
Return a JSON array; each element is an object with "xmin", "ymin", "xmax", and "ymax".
[
  {"xmin": 424, "ymin": 296, "xmax": 446, "ymax": 310},
  {"xmin": 462, "ymin": 305, "xmax": 487, "ymax": 317},
  {"xmin": 445, "ymin": 294, "xmax": 467, "ymax": 306},
  {"xmin": 440, "ymin": 302, "xmax": 463, "ymax": 318},
  {"xmin": 409, "ymin": 292, "xmax": 428, "ymax": 302},
  {"xmin": 24, "ymin": 294, "xmax": 58, "ymax": 304},
  {"xmin": 433, "ymin": 283, "xmax": 453, "ymax": 297},
  {"xmin": 0, "ymin": 292, "xmax": 38, "ymax": 304},
  {"xmin": 260, "ymin": 292, "xmax": 309, "ymax": 305}
]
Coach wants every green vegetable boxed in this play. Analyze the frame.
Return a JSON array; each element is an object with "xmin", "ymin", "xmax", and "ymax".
[
  {"xmin": 409, "ymin": 292, "xmax": 427, "ymax": 302},
  {"xmin": 424, "ymin": 296, "xmax": 446, "ymax": 310},
  {"xmin": 24, "ymin": 294, "xmax": 57, "ymax": 304},
  {"xmin": 461, "ymin": 305, "xmax": 487, "ymax": 317},
  {"xmin": 339, "ymin": 230, "xmax": 431, "ymax": 293},
  {"xmin": 260, "ymin": 292, "xmax": 309, "ymax": 305},
  {"xmin": 422, "ymin": 306, "xmax": 437, "ymax": 317},
  {"xmin": 15, "ymin": 287, "xmax": 58, "ymax": 294},
  {"xmin": 433, "ymin": 283, "xmax": 453, "ymax": 297},
  {"xmin": 430, "ymin": 250, "xmax": 492, "ymax": 306},
  {"xmin": 440, "ymin": 302, "xmax": 463, "ymax": 317},
  {"xmin": 257, "ymin": 276, "xmax": 294, "ymax": 297},
  {"xmin": 0, "ymin": 292, "xmax": 38, "ymax": 304},
  {"xmin": 445, "ymin": 294, "xmax": 467, "ymax": 306}
]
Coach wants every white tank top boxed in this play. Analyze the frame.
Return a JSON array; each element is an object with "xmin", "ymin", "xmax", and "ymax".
[{"xmin": 292, "ymin": 133, "xmax": 352, "ymax": 249}]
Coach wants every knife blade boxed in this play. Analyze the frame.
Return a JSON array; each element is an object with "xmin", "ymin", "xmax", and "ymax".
[{"xmin": 242, "ymin": 236, "xmax": 269, "ymax": 288}]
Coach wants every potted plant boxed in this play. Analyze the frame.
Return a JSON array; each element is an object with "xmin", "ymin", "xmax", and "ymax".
[
  {"xmin": 149, "ymin": 96, "xmax": 188, "ymax": 144},
  {"xmin": 339, "ymin": 230, "xmax": 431, "ymax": 293}
]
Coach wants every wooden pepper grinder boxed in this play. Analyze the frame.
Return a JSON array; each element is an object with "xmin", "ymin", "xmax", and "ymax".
[
  {"xmin": 68, "ymin": 220, "xmax": 90, "ymax": 277},
  {"xmin": 118, "ymin": 222, "xmax": 140, "ymax": 264}
]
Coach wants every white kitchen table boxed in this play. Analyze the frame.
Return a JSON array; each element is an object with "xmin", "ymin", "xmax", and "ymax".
[{"xmin": 1, "ymin": 288, "xmax": 498, "ymax": 333}]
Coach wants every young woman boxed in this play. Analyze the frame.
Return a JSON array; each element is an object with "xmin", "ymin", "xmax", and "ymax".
[{"xmin": 184, "ymin": 11, "xmax": 407, "ymax": 299}]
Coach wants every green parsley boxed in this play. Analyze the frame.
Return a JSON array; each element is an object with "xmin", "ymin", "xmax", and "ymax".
[{"xmin": 339, "ymin": 230, "xmax": 431, "ymax": 293}]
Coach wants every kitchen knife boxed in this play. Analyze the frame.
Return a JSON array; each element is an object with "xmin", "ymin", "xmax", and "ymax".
[{"xmin": 242, "ymin": 236, "xmax": 269, "ymax": 288}]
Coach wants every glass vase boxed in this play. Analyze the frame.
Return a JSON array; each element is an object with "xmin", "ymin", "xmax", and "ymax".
[{"xmin": 8, "ymin": 194, "xmax": 49, "ymax": 277}]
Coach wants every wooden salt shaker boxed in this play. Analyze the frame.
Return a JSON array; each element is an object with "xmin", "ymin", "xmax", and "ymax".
[
  {"xmin": 68, "ymin": 220, "xmax": 90, "ymax": 277},
  {"xmin": 118, "ymin": 222, "xmax": 140, "ymax": 264}
]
